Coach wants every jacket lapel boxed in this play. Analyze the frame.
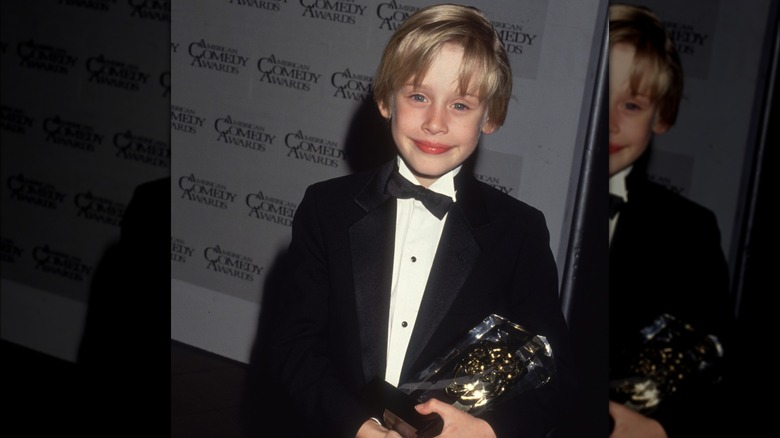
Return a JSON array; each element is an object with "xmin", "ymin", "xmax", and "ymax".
[
  {"xmin": 350, "ymin": 161, "xmax": 395, "ymax": 383},
  {"xmin": 400, "ymin": 171, "xmax": 488, "ymax": 381}
]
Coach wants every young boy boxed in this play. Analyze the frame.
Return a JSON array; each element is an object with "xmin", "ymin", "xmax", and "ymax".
[
  {"xmin": 608, "ymin": 4, "xmax": 733, "ymax": 437},
  {"xmin": 268, "ymin": 4, "xmax": 578, "ymax": 438}
]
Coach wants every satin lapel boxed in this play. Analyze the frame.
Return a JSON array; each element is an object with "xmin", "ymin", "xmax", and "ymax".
[
  {"xmin": 351, "ymin": 160, "xmax": 395, "ymax": 382},
  {"xmin": 401, "ymin": 204, "xmax": 481, "ymax": 380}
]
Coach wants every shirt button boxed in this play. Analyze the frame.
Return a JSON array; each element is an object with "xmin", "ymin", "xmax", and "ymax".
[
  {"xmin": 411, "ymin": 256, "xmax": 417, "ymax": 262},
  {"xmin": 401, "ymin": 321, "xmax": 408, "ymax": 328}
]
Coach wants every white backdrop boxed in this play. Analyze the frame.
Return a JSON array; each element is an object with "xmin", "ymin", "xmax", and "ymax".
[{"xmin": 171, "ymin": 0, "xmax": 607, "ymax": 362}]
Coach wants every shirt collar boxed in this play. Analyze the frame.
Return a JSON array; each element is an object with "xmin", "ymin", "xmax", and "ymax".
[
  {"xmin": 397, "ymin": 156, "xmax": 459, "ymax": 201},
  {"xmin": 609, "ymin": 165, "xmax": 632, "ymax": 202}
]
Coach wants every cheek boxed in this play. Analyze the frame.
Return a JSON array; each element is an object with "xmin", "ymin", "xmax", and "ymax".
[
  {"xmin": 461, "ymin": 119, "xmax": 486, "ymax": 143},
  {"xmin": 622, "ymin": 117, "xmax": 650, "ymax": 143},
  {"xmin": 629, "ymin": 124, "xmax": 652, "ymax": 152},
  {"xmin": 391, "ymin": 105, "xmax": 419, "ymax": 129}
]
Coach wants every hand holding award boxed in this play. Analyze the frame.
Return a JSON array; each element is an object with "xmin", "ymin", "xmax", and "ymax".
[
  {"xmin": 365, "ymin": 314, "xmax": 556, "ymax": 438},
  {"xmin": 609, "ymin": 313, "xmax": 724, "ymax": 414}
]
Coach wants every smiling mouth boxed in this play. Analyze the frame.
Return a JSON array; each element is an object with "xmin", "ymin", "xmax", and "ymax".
[
  {"xmin": 609, "ymin": 144, "xmax": 622, "ymax": 155},
  {"xmin": 414, "ymin": 140, "xmax": 451, "ymax": 155}
]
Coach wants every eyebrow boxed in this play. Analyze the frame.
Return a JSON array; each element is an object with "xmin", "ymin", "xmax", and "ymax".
[
  {"xmin": 402, "ymin": 83, "xmax": 481, "ymax": 100},
  {"xmin": 627, "ymin": 93, "xmax": 653, "ymax": 102}
]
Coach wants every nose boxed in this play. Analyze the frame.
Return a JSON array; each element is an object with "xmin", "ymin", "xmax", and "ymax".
[{"xmin": 422, "ymin": 105, "xmax": 447, "ymax": 135}]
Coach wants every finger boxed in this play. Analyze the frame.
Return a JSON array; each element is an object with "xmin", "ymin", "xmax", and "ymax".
[
  {"xmin": 414, "ymin": 401, "xmax": 432, "ymax": 415},
  {"xmin": 414, "ymin": 398, "xmax": 445, "ymax": 416},
  {"xmin": 608, "ymin": 400, "xmax": 621, "ymax": 416}
]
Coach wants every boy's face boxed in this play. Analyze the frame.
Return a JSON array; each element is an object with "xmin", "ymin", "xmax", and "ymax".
[
  {"xmin": 378, "ymin": 42, "xmax": 495, "ymax": 187},
  {"xmin": 609, "ymin": 43, "xmax": 668, "ymax": 177}
]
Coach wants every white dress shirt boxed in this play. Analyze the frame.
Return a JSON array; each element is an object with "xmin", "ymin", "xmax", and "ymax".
[{"xmin": 385, "ymin": 157, "xmax": 459, "ymax": 386}]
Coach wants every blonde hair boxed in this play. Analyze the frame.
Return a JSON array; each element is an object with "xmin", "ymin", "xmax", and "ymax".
[
  {"xmin": 372, "ymin": 4, "xmax": 512, "ymax": 128},
  {"xmin": 609, "ymin": 3, "xmax": 684, "ymax": 127}
]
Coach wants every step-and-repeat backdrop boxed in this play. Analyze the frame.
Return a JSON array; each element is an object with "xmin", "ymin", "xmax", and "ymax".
[
  {"xmin": 1, "ymin": 1, "xmax": 170, "ymax": 361},
  {"xmin": 7, "ymin": 0, "xmax": 772, "ymax": 365},
  {"xmin": 171, "ymin": 0, "xmax": 607, "ymax": 362}
]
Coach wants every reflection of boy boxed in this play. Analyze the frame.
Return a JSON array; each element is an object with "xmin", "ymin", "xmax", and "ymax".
[
  {"xmin": 608, "ymin": 4, "xmax": 733, "ymax": 437},
  {"xmin": 268, "ymin": 4, "xmax": 578, "ymax": 438}
]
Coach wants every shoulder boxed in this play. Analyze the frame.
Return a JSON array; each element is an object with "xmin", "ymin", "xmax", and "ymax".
[
  {"xmin": 626, "ymin": 179, "xmax": 722, "ymax": 245},
  {"xmin": 305, "ymin": 167, "xmax": 379, "ymax": 199},
  {"xmin": 638, "ymin": 179, "xmax": 717, "ymax": 221},
  {"xmin": 296, "ymin": 163, "xmax": 393, "ymax": 219}
]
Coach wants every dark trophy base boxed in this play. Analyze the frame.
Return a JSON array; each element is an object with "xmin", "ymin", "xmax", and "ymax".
[{"xmin": 363, "ymin": 378, "xmax": 443, "ymax": 438}]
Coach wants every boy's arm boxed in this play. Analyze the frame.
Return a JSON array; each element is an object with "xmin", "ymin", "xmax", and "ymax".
[{"xmin": 267, "ymin": 185, "xmax": 378, "ymax": 437}]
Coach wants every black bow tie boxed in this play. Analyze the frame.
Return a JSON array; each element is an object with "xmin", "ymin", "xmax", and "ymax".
[
  {"xmin": 609, "ymin": 193, "xmax": 625, "ymax": 219},
  {"xmin": 385, "ymin": 170, "xmax": 453, "ymax": 220}
]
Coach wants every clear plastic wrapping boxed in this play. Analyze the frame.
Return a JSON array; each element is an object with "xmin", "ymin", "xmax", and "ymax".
[{"xmin": 397, "ymin": 314, "xmax": 556, "ymax": 416}]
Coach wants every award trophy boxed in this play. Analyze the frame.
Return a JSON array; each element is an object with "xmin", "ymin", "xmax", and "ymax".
[
  {"xmin": 609, "ymin": 313, "xmax": 724, "ymax": 414},
  {"xmin": 364, "ymin": 314, "xmax": 556, "ymax": 438}
]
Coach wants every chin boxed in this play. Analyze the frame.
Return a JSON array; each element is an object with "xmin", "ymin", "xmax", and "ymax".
[{"xmin": 412, "ymin": 160, "xmax": 454, "ymax": 178}]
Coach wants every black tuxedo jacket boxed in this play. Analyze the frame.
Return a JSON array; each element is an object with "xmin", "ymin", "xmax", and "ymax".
[
  {"xmin": 269, "ymin": 159, "xmax": 578, "ymax": 437},
  {"xmin": 609, "ymin": 171, "xmax": 733, "ymax": 436}
]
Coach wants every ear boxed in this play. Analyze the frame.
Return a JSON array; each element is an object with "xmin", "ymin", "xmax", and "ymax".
[
  {"xmin": 652, "ymin": 119, "xmax": 669, "ymax": 135},
  {"xmin": 481, "ymin": 119, "xmax": 497, "ymax": 134},
  {"xmin": 377, "ymin": 100, "xmax": 391, "ymax": 119},
  {"xmin": 652, "ymin": 113, "xmax": 669, "ymax": 135}
]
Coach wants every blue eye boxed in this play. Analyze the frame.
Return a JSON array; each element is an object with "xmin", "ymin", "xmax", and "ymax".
[
  {"xmin": 453, "ymin": 103, "xmax": 468, "ymax": 111},
  {"xmin": 411, "ymin": 94, "xmax": 426, "ymax": 102}
]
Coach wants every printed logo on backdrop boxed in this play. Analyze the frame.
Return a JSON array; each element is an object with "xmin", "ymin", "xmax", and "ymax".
[
  {"xmin": 476, "ymin": 0, "xmax": 548, "ymax": 81},
  {"xmin": 257, "ymin": 54, "xmax": 322, "ymax": 92},
  {"xmin": 74, "ymin": 191, "xmax": 126, "ymax": 227},
  {"xmin": 114, "ymin": 130, "xmax": 170, "ymax": 168},
  {"xmin": 178, "ymin": 173, "xmax": 237, "ymax": 209},
  {"xmin": 331, "ymin": 68, "xmax": 372, "ymax": 101},
  {"xmin": 492, "ymin": 20, "xmax": 539, "ymax": 56},
  {"xmin": 663, "ymin": 18, "xmax": 715, "ymax": 79},
  {"xmin": 214, "ymin": 115, "xmax": 275, "ymax": 152},
  {"xmin": 128, "ymin": 0, "xmax": 171, "ymax": 21},
  {"xmin": 1, "ymin": 238, "xmax": 24, "ymax": 264},
  {"xmin": 246, "ymin": 190, "xmax": 297, "ymax": 227},
  {"xmin": 7, "ymin": 174, "xmax": 67, "ymax": 209},
  {"xmin": 17, "ymin": 40, "xmax": 78, "ymax": 74},
  {"xmin": 203, "ymin": 245, "xmax": 264, "ymax": 282},
  {"xmin": 490, "ymin": 16, "xmax": 543, "ymax": 80},
  {"xmin": 160, "ymin": 71, "xmax": 170, "ymax": 97},
  {"xmin": 171, "ymin": 105, "xmax": 206, "ymax": 135},
  {"xmin": 299, "ymin": 0, "xmax": 368, "ymax": 24},
  {"xmin": 57, "ymin": 0, "xmax": 117, "ymax": 12},
  {"xmin": 86, "ymin": 54, "xmax": 151, "ymax": 91},
  {"xmin": 32, "ymin": 245, "xmax": 93, "ymax": 282},
  {"xmin": 285, "ymin": 130, "xmax": 345, "ymax": 168},
  {"xmin": 43, "ymin": 115, "xmax": 104, "ymax": 152},
  {"xmin": 228, "ymin": 0, "xmax": 287, "ymax": 12},
  {"xmin": 1, "ymin": 106, "xmax": 35, "ymax": 134},
  {"xmin": 188, "ymin": 39, "xmax": 249, "ymax": 75},
  {"xmin": 473, "ymin": 149, "xmax": 523, "ymax": 198},
  {"xmin": 623, "ymin": 0, "xmax": 717, "ymax": 80},
  {"xmin": 171, "ymin": 236, "xmax": 195, "ymax": 263},
  {"xmin": 376, "ymin": 1, "xmax": 417, "ymax": 31},
  {"xmin": 474, "ymin": 172, "xmax": 517, "ymax": 196}
]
